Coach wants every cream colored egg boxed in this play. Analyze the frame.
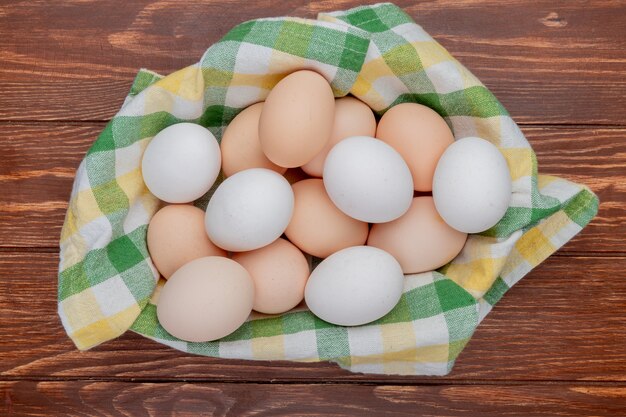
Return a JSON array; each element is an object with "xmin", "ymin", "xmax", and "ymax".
[
  {"xmin": 259, "ymin": 70, "xmax": 335, "ymax": 168},
  {"xmin": 323, "ymin": 136, "xmax": 413, "ymax": 223},
  {"xmin": 367, "ymin": 197, "xmax": 467, "ymax": 274},
  {"xmin": 233, "ymin": 238, "xmax": 309, "ymax": 314},
  {"xmin": 304, "ymin": 246, "xmax": 404, "ymax": 326},
  {"xmin": 433, "ymin": 137, "xmax": 512, "ymax": 233},
  {"xmin": 205, "ymin": 168, "xmax": 294, "ymax": 252},
  {"xmin": 220, "ymin": 102, "xmax": 286, "ymax": 177},
  {"xmin": 376, "ymin": 103, "xmax": 454, "ymax": 191},
  {"xmin": 147, "ymin": 205, "xmax": 227, "ymax": 278},
  {"xmin": 141, "ymin": 123, "xmax": 221, "ymax": 203},
  {"xmin": 156, "ymin": 256, "xmax": 254, "ymax": 342},
  {"xmin": 302, "ymin": 96, "xmax": 376, "ymax": 177}
]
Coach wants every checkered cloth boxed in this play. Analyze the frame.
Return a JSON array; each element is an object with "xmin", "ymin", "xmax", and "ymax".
[{"xmin": 58, "ymin": 3, "xmax": 598, "ymax": 375}]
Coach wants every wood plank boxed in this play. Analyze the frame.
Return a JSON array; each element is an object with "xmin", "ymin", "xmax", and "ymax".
[
  {"xmin": 0, "ymin": 0, "xmax": 625, "ymax": 124},
  {"xmin": 2, "ymin": 381, "xmax": 625, "ymax": 416},
  {"xmin": 1, "ymin": 124, "xmax": 622, "ymax": 252},
  {"xmin": 0, "ymin": 123, "xmax": 93, "ymax": 248},
  {"xmin": 526, "ymin": 127, "xmax": 626, "ymax": 253},
  {"xmin": 1, "ymin": 253, "xmax": 625, "ymax": 382}
]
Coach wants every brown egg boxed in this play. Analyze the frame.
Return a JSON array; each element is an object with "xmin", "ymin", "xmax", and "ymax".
[
  {"xmin": 220, "ymin": 102, "xmax": 286, "ymax": 177},
  {"xmin": 147, "ymin": 205, "xmax": 227, "ymax": 278},
  {"xmin": 156, "ymin": 256, "xmax": 254, "ymax": 342},
  {"xmin": 302, "ymin": 96, "xmax": 376, "ymax": 177},
  {"xmin": 285, "ymin": 179, "xmax": 369, "ymax": 258},
  {"xmin": 259, "ymin": 70, "xmax": 335, "ymax": 168},
  {"xmin": 232, "ymin": 238, "xmax": 309, "ymax": 314},
  {"xmin": 367, "ymin": 196, "xmax": 467, "ymax": 274},
  {"xmin": 376, "ymin": 103, "xmax": 454, "ymax": 191}
]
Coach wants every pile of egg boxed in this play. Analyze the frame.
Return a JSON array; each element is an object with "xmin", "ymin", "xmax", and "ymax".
[{"xmin": 142, "ymin": 70, "xmax": 512, "ymax": 342}]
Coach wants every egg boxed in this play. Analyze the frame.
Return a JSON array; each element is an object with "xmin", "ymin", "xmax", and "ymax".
[
  {"xmin": 141, "ymin": 123, "xmax": 221, "ymax": 203},
  {"xmin": 433, "ymin": 136, "xmax": 512, "ymax": 233},
  {"xmin": 301, "ymin": 96, "xmax": 376, "ymax": 177},
  {"xmin": 376, "ymin": 103, "xmax": 454, "ymax": 191},
  {"xmin": 205, "ymin": 168, "xmax": 294, "ymax": 251},
  {"xmin": 259, "ymin": 70, "xmax": 335, "ymax": 168},
  {"xmin": 220, "ymin": 102, "xmax": 287, "ymax": 177},
  {"xmin": 232, "ymin": 238, "xmax": 309, "ymax": 314},
  {"xmin": 147, "ymin": 205, "xmax": 227, "ymax": 278},
  {"xmin": 156, "ymin": 256, "xmax": 254, "ymax": 342},
  {"xmin": 367, "ymin": 197, "xmax": 467, "ymax": 274},
  {"xmin": 323, "ymin": 136, "xmax": 413, "ymax": 223},
  {"xmin": 285, "ymin": 179, "xmax": 369, "ymax": 258},
  {"xmin": 305, "ymin": 246, "xmax": 404, "ymax": 326}
]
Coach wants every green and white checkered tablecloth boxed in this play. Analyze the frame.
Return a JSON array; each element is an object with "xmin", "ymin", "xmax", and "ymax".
[{"xmin": 58, "ymin": 3, "xmax": 598, "ymax": 375}]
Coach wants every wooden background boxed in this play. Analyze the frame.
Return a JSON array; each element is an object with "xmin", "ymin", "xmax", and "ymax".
[{"xmin": 1, "ymin": 0, "xmax": 625, "ymax": 415}]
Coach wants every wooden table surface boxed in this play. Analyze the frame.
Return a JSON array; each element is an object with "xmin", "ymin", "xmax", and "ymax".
[{"xmin": 1, "ymin": 1, "xmax": 625, "ymax": 415}]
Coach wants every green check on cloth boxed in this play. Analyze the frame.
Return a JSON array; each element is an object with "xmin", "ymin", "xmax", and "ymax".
[{"xmin": 58, "ymin": 3, "xmax": 598, "ymax": 375}]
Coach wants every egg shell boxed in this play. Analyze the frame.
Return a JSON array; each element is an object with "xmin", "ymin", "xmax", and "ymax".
[
  {"xmin": 147, "ymin": 205, "xmax": 227, "ymax": 278},
  {"xmin": 259, "ymin": 70, "xmax": 335, "ymax": 168},
  {"xmin": 285, "ymin": 179, "xmax": 369, "ymax": 258},
  {"xmin": 156, "ymin": 256, "xmax": 254, "ymax": 342},
  {"xmin": 433, "ymin": 136, "xmax": 512, "ymax": 233},
  {"xmin": 376, "ymin": 103, "xmax": 454, "ymax": 192},
  {"xmin": 323, "ymin": 136, "xmax": 413, "ymax": 223},
  {"xmin": 301, "ymin": 96, "xmax": 376, "ymax": 177},
  {"xmin": 232, "ymin": 238, "xmax": 309, "ymax": 314},
  {"xmin": 220, "ymin": 102, "xmax": 287, "ymax": 177},
  {"xmin": 305, "ymin": 246, "xmax": 404, "ymax": 326},
  {"xmin": 367, "ymin": 197, "xmax": 467, "ymax": 274},
  {"xmin": 205, "ymin": 168, "xmax": 294, "ymax": 252},
  {"xmin": 141, "ymin": 123, "xmax": 221, "ymax": 203}
]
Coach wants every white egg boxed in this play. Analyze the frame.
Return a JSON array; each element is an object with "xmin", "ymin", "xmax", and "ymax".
[
  {"xmin": 205, "ymin": 168, "xmax": 294, "ymax": 252},
  {"xmin": 304, "ymin": 246, "xmax": 404, "ymax": 326},
  {"xmin": 323, "ymin": 136, "xmax": 413, "ymax": 223},
  {"xmin": 141, "ymin": 123, "xmax": 221, "ymax": 203},
  {"xmin": 433, "ymin": 137, "xmax": 512, "ymax": 233}
]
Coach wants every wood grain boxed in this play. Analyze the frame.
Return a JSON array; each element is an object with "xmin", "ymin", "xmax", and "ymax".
[
  {"xmin": 1, "ymin": 124, "xmax": 622, "ymax": 251},
  {"xmin": 2, "ymin": 381, "xmax": 626, "ymax": 417},
  {"xmin": 1, "ymin": 0, "xmax": 625, "ymax": 124},
  {"xmin": 2, "ymin": 1, "xmax": 625, "ymax": 414},
  {"xmin": 2, "ymin": 252, "xmax": 625, "ymax": 382}
]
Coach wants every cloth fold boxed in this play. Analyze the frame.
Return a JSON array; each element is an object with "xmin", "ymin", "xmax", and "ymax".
[{"xmin": 58, "ymin": 2, "xmax": 598, "ymax": 375}]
